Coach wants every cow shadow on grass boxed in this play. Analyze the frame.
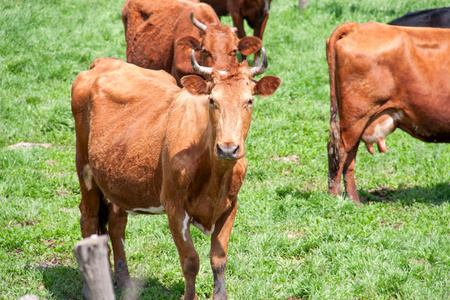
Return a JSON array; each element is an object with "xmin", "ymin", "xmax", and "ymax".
[
  {"xmin": 35, "ymin": 265, "xmax": 184, "ymax": 300},
  {"xmin": 360, "ymin": 182, "xmax": 450, "ymax": 205},
  {"xmin": 273, "ymin": 182, "xmax": 450, "ymax": 206},
  {"xmin": 31, "ymin": 265, "xmax": 83, "ymax": 300}
]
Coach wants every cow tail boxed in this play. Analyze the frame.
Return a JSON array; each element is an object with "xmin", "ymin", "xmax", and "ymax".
[{"xmin": 326, "ymin": 23, "xmax": 357, "ymax": 185}]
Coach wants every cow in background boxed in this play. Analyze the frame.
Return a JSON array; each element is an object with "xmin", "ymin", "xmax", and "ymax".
[
  {"xmin": 388, "ymin": 7, "xmax": 450, "ymax": 28},
  {"xmin": 122, "ymin": 0, "xmax": 262, "ymax": 85},
  {"xmin": 326, "ymin": 22, "xmax": 450, "ymax": 205},
  {"xmin": 201, "ymin": 0, "xmax": 272, "ymax": 63},
  {"xmin": 71, "ymin": 50, "xmax": 281, "ymax": 298}
]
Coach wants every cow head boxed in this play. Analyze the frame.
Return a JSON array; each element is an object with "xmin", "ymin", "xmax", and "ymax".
[
  {"xmin": 181, "ymin": 48, "xmax": 281, "ymax": 160},
  {"xmin": 177, "ymin": 11, "xmax": 263, "ymax": 69}
]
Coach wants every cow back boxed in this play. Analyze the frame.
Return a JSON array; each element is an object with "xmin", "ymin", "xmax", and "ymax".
[{"xmin": 124, "ymin": 0, "xmax": 200, "ymax": 71}]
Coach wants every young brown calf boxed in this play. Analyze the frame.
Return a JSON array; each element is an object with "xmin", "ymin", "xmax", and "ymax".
[{"xmin": 71, "ymin": 50, "xmax": 280, "ymax": 299}]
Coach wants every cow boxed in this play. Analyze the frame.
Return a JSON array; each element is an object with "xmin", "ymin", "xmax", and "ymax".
[
  {"xmin": 71, "ymin": 49, "xmax": 281, "ymax": 299},
  {"xmin": 200, "ymin": 0, "xmax": 272, "ymax": 63},
  {"xmin": 326, "ymin": 22, "xmax": 450, "ymax": 206},
  {"xmin": 122, "ymin": 0, "xmax": 263, "ymax": 85},
  {"xmin": 388, "ymin": 7, "xmax": 450, "ymax": 28}
]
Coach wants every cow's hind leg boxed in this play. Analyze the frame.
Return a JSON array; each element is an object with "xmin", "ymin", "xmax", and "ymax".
[
  {"xmin": 342, "ymin": 145, "xmax": 361, "ymax": 205},
  {"xmin": 77, "ymin": 161, "xmax": 108, "ymax": 238},
  {"xmin": 107, "ymin": 204, "xmax": 135, "ymax": 293},
  {"xmin": 76, "ymin": 161, "xmax": 109, "ymax": 297},
  {"xmin": 210, "ymin": 199, "xmax": 238, "ymax": 300}
]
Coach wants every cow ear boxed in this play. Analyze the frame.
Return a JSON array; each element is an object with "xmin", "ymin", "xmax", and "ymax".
[
  {"xmin": 176, "ymin": 36, "xmax": 201, "ymax": 51},
  {"xmin": 181, "ymin": 75, "xmax": 210, "ymax": 95},
  {"xmin": 238, "ymin": 36, "xmax": 262, "ymax": 56},
  {"xmin": 254, "ymin": 76, "xmax": 281, "ymax": 96}
]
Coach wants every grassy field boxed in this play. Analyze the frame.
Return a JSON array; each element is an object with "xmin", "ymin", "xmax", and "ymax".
[{"xmin": 2, "ymin": 0, "xmax": 450, "ymax": 299}]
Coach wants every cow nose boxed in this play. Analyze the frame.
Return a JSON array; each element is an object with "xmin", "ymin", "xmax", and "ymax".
[{"xmin": 216, "ymin": 143, "xmax": 240, "ymax": 159}]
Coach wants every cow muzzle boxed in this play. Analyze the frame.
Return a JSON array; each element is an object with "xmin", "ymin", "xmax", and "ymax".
[{"xmin": 216, "ymin": 143, "xmax": 240, "ymax": 160}]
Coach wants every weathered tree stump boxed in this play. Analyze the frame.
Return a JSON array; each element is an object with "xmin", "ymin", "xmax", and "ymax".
[
  {"xmin": 299, "ymin": 0, "xmax": 309, "ymax": 10},
  {"xmin": 73, "ymin": 234, "xmax": 115, "ymax": 300}
]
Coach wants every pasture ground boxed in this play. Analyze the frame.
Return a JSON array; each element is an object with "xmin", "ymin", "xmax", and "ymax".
[{"xmin": 1, "ymin": 0, "xmax": 450, "ymax": 299}]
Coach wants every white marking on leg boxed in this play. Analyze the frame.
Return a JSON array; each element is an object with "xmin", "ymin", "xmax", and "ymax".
[
  {"xmin": 182, "ymin": 212, "xmax": 190, "ymax": 242},
  {"xmin": 122, "ymin": 238, "xmax": 125, "ymax": 248},
  {"xmin": 125, "ymin": 205, "xmax": 166, "ymax": 216},
  {"xmin": 82, "ymin": 164, "xmax": 94, "ymax": 191}
]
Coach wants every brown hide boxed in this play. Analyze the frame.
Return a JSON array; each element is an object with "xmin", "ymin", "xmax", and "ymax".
[
  {"xmin": 71, "ymin": 57, "xmax": 280, "ymax": 299},
  {"xmin": 201, "ymin": 0, "xmax": 271, "ymax": 42},
  {"xmin": 326, "ymin": 22, "xmax": 450, "ymax": 205},
  {"xmin": 122, "ymin": 0, "xmax": 262, "ymax": 86}
]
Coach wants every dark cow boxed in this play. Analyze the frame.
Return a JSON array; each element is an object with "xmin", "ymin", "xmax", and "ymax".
[
  {"xmin": 201, "ymin": 0, "xmax": 272, "ymax": 62},
  {"xmin": 326, "ymin": 22, "xmax": 450, "ymax": 205},
  {"xmin": 388, "ymin": 7, "xmax": 450, "ymax": 28},
  {"xmin": 122, "ymin": 0, "xmax": 262, "ymax": 85},
  {"xmin": 71, "ymin": 50, "xmax": 281, "ymax": 299}
]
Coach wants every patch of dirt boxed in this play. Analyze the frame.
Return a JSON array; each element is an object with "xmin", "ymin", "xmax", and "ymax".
[
  {"xmin": 46, "ymin": 159, "xmax": 57, "ymax": 166},
  {"xmin": 272, "ymin": 155, "xmax": 300, "ymax": 164},
  {"xmin": 43, "ymin": 239, "xmax": 64, "ymax": 248},
  {"xmin": 33, "ymin": 255, "xmax": 72, "ymax": 270},
  {"xmin": 380, "ymin": 220, "xmax": 405, "ymax": 230},
  {"xmin": 286, "ymin": 230, "xmax": 304, "ymax": 240},
  {"xmin": 8, "ymin": 142, "xmax": 52, "ymax": 149},
  {"xmin": 9, "ymin": 219, "xmax": 40, "ymax": 228},
  {"xmin": 57, "ymin": 189, "xmax": 69, "ymax": 196}
]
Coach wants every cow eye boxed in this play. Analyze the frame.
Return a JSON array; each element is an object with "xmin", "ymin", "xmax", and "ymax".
[
  {"xmin": 230, "ymin": 49, "xmax": 237, "ymax": 56},
  {"xmin": 202, "ymin": 49, "xmax": 211, "ymax": 57},
  {"xmin": 247, "ymin": 98, "xmax": 253, "ymax": 106},
  {"xmin": 209, "ymin": 97, "xmax": 216, "ymax": 107}
]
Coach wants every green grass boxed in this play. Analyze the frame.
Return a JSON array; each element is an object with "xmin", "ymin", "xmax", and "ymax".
[{"xmin": 2, "ymin": 0, "xmax": 450, "ymax": 299}]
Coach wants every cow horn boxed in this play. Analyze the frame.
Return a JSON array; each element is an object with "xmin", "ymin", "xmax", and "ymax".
[
  {"xmin": 250, "ymin": 47, "xmax": 268, "ymax": 77},
  {"xmin": 191, "ymin": 50, "xmax": 213, "ymax": 76},
  {"xmin": 191, "ymin": 50, "xmax": 228, "ymax": 76},
  {"xmin": 190, "ymin": 11, "xmax": 207, "ymax": 32}
]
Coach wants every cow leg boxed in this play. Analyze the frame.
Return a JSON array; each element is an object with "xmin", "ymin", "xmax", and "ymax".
[
  {"xmin": 167, "ymin": 207, "xmax": 199, "ymax": 300},
  {"xmin": 210, "ymin": 199, "xmax": 238, "ymax": 300},
  {"xmin": 76, "ymin": 153, "xmax": 108, "ymax": 238},
  {"xmin": 107, "ymin": 204, "xmax": 135, "ymax": 293},
  {"xmin": 327, "ymin": 139, "xmax": 343, "ymax": 197},
  {"xmin": 230, "ymin": 11, "xmax": 247, "ymax": 61},
  {"xmin": 76, "ymin": 158, "xmax": 110, "ymax": 297},
  {"xmin": 252, "ymin": 15, "xmax": 270, "ymax": 65},
  {"xmin": 342, "ymin": 145, "xmax": 362, "ymax": 205}
]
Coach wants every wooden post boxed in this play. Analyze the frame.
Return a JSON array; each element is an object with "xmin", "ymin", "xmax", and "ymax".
[
  {"xmin": 299, "ymin": 0, "xmax": 309, "ymax": 11},
  {"xmin": 73, "ymin": 234, "xmax": 115, "ymax": 300}
]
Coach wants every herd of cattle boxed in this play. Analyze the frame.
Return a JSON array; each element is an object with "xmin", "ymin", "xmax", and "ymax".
[{"xmin": 70, "ymin": 1, "xmax": 450, "ymax": 299}]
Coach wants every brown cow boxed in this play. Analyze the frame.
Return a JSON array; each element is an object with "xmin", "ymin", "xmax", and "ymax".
[
  {"xmin": 201, "ymin": 0, "xmax": 272, "ymax": 62},
  {"xmin": 326, "ymin": 22, "xmax": 450, "ymax": 205},
  {"xmin": 122, "ymin": 0, "xmax": 262, "ymax": 85},
  {"xmin": 71, "ymin": 49, "xmax": 281, "ymax": 299}
]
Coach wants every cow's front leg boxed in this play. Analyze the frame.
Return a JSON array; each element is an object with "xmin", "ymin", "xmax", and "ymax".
[
  {"xmin": 210, "ymin": 199, "xmax": 238, "ymax": 300},
  {"xmin": 167, "ymin": 207, "xmax": 199, "ymax": 300}
]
